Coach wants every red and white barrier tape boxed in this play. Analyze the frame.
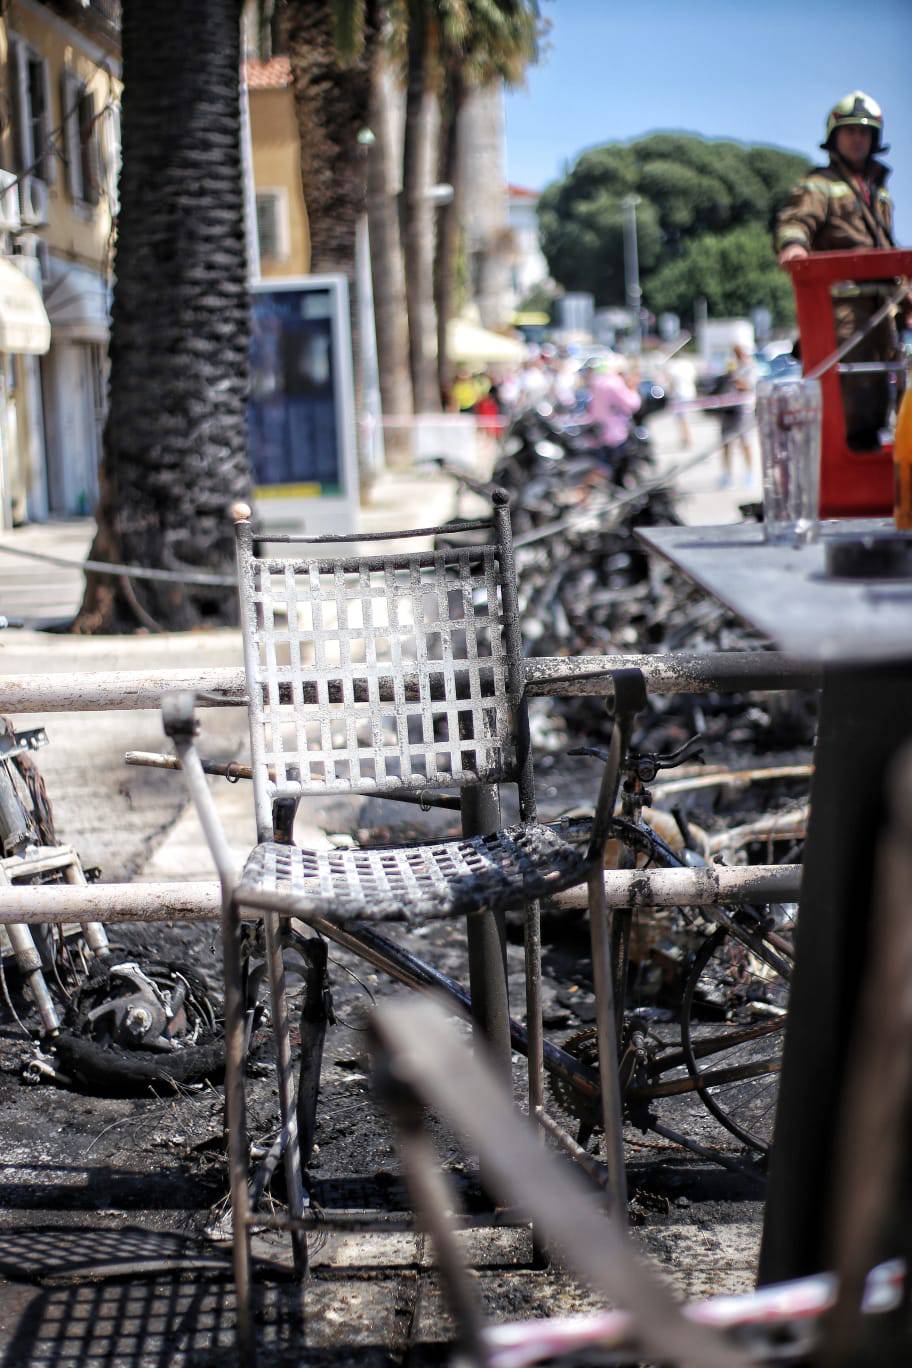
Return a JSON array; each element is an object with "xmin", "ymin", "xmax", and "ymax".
[{"xmin": 483, "ymin": 1258, "xmax": 905, "ymax": 1368}]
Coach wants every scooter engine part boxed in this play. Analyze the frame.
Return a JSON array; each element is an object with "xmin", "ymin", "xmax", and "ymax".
[{"xmin": 64, "ymin": 960, "xmax": 216, "ymax": 1054}]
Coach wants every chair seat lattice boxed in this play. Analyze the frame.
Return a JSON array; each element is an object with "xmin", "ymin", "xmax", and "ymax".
[{"xmin": 237, "ymin": 820, "xmax": 593, "ymax": 924}]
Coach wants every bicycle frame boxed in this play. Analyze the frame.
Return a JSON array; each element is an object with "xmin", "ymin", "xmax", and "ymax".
[{"xmin": 0, "ymin": 725, "xmax": 109, "ymax": 1036}]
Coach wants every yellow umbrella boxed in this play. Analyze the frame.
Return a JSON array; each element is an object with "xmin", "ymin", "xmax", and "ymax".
[{"xmin": 446, "ymin": 317, "xmax": 526, "ymax": 366}]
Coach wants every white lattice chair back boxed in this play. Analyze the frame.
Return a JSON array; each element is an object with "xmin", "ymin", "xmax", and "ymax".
[{"xmin": 234, "ymin": 507, "xmax": 527, "ymax": 840}]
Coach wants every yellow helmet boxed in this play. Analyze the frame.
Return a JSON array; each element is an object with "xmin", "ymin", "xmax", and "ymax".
[{"xmin": 823, "ymin": 90, "xmax": 886, "ymax": 154}]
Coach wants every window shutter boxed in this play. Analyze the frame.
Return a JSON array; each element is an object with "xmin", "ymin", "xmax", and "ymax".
[
  {"xmin": 9, "ymin": 38, "xmax": 31, "ymax": 174},
  {"xmin": 82, "ymin": 93, "xmax": 101, "ymax": 206},
  {"xmin": 256, "ymin": 193, "xmax": 279, "ymax": 260},
  {"xmin": 39, "ymin": 58, "xmax": 55, "ymax": 185},
  {"xmin": 62, "ymin": 71, "xmax": 83, "ymax": 200}
]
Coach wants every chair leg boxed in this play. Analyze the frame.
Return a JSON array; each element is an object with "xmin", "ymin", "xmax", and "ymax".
[
  {"xmin": 159, "ymin": 695, "xmax": 264, "ymax": 1353},
  {"xmin": 523, "ymin": 899, "xmax": 544, "ymax": 1116},
  {"xmin": 523, "ymin": 896, "xmax": 551, "ymax": 1267},
  {"xmin": 296, "ymin": 934, "xmax": 330, "ymax": 1167},
  {"xmin": 461, "ymin": 784, "xmax": 513, "ymax": 1089},
  {"xmin": 465, "ymin": 907, "xmax": 512, "ymax": 1088},
  {"xmin": 222, "ymin": 892, "xmax": 256, "ymax": 1367},
  {"xmin": 587, "ymin": 870, "xmax": 628, "ymax": 1224},
  {"xmin": 262, "ymin": 910, "xmax": 308, "ymax": 1276}
]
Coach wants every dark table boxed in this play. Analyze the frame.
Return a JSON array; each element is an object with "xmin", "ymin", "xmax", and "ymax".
[
  {"xmin": 637, "ymin": 519, "xmax": 912, "ymax": 665},
  {"xmin": 637, "ymin": 519, "xmax": 912, "ymax": 1284}
]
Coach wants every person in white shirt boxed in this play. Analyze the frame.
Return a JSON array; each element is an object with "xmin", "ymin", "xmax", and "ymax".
[
  {"xmin": 664, "ymin": 355, "xmax": 697, "ymax": 450},
  {"xmin": 717, "ymin": 344, "xmax": 757, "ymax": 486}
]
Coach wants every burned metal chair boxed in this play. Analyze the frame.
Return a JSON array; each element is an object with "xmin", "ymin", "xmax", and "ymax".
[{"xmin": 163, "ymin": 493, "xmax": 631, "ymax": 1362}]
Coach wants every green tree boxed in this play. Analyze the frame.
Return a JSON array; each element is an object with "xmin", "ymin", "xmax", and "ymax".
[
  {"xmin": 77, "ymin": 0, "xmax": 251, "ymax": 632},
  {"xmin": 648, "ymin": 223, "xmax": 796, "ymax": 326},
  {"xmin": 538, "ymin": 133, "xmax": 811, "ymax": 325}
]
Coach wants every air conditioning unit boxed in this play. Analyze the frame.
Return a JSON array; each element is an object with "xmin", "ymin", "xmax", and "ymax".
[
  {"xmin": 0, "ymin": 170, "xmax": 20, "ymax": 232},
  {"xmin": 15, "ymin": 233, "xmax": 50, "ymax": 284},
  {"xmin": 19, "ymin": 175, "xmax": 49, "ymax": 228}
]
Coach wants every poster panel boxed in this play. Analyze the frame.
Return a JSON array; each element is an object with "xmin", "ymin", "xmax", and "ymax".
[{"xmin": 248, "ymin": 275, "xmax": 359, "ymax": 537}]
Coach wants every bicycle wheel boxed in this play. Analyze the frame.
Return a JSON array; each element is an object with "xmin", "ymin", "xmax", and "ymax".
[{"xmin": 680, "ymin": 910, "xmax": 794, "ymax": 1153}]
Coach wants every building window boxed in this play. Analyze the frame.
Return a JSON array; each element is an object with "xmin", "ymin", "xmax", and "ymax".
[
  {"xmin": 89, "ymin": 342, "xmax": 108, "ymax": 424},
  {"xmin": 62, "ymin": 72, "xmax": 102, "ymax": 206},
  {"xmin": 255, "ymin": 190, "xmax": 290, "ymax": 263},
  {"xmin": 9, "ymin": 37, "xmax": 54, "ymax": 184}
]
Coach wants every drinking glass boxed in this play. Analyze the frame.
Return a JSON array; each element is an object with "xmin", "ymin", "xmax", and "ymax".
[{"xmin": 756, "ymin": 378, "xmax": 822, "ymax": 545}]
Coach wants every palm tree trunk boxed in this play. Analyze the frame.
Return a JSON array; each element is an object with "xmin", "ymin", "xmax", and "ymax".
[
  {"xmin": 286, "ymin": 1, "xmax": 373, "ymax": 274},
  {"xmin": 401, "ymin": 0, "xmax": 439, "ymax": 413},
  {"xmin": 367, "ymin": 53, "xmax": 413, "ymax": 457},
  {"xmin": 434, "ymin": 66, "xmax": 467, "ymax": 405},
  {"xmin": 75, "ymin": 0, "xmax": 251, "ymax": 633},
  {"xmin": 285, "ymin": 0, "xmax": 379, "ymax": 476}
]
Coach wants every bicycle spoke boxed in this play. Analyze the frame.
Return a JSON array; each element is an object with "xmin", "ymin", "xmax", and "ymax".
[
  {"xmin": 649, "ymin": 1016, "xmax": 786, "ymax": 1075},
  {"xmin": 680, "ymin": 920, "xmax": 792, "ymax": 1152}
]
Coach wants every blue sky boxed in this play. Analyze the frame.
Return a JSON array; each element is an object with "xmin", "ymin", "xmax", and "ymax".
[{"xmin": 504, "ymin": 0, "xmax": 912, "ymax": 239}]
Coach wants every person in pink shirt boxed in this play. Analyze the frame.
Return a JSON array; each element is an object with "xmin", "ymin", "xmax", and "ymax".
[{"xmin": 584, "ymin": 358, "xmax": 642, "ymax": 454}]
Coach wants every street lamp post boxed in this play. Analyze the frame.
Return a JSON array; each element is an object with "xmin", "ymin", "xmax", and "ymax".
[
  {"xmin": 621, "ymin": 193, "xmax": 642, "ymax": 355},
  {"xmin": 356, "ymin": 128, "xmax": 385, "ymax": 475}
]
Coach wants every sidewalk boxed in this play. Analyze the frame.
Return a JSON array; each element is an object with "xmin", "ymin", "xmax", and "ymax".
[
  {"xmin": 0, "ymin": 463, "xmax": 463, "ymax": 627},
  {"xmin": 649, "ymin": 408, "xmax": 761, "ymax": 525}
]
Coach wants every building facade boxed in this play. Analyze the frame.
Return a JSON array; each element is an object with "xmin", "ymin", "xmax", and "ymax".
[
  {"xmin": 0, "ymin": 0, "xmax": 121, "ymax": 524},
  {"xmin": 243, "ymin": 55, "xmax": 311, "ymax": 280},
  {"xmin": 506, "ymin": 183, "xmax": 549, "ymax": 317}
]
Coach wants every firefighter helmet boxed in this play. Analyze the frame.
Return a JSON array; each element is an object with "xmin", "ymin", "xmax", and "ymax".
[{"xmin": 823, "ymin": 91, "xmax": 887, "ymax": 154}]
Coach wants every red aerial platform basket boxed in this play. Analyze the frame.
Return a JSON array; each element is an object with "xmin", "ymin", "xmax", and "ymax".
[{"xmin": 787, "ymin": 247, "xmax": 912, "ymax": 517}]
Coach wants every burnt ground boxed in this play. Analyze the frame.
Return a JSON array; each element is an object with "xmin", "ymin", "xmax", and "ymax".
[{"xmin": 0, "ymin": 687, "xmax": 807, "ymax": 1367}]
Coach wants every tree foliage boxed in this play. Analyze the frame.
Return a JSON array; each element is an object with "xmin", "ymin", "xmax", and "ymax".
[
  {"xmin": 648, "ymin": 223, "xmax": 796, "ymax": 323},
  {"xmin": 538, "ymin": 133, "xmax": 811, "ymax": 324}
]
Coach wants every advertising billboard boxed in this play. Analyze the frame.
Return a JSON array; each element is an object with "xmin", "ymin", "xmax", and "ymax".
[{"xmin": 248, "ymin": 275, "xmax": 359, "ymax": 537}]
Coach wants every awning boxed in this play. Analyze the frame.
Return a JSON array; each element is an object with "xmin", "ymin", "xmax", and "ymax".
[
  {"xmin": 447, "ymin": 318, "xmax": 526, "ymax": 365},
  {"xmin": 42, "ymin": 258, "xmax": 110, "ymax": 343},
  {"xmin": 0, "ymin": 257, "xmax": 51, "ymax": 355}
]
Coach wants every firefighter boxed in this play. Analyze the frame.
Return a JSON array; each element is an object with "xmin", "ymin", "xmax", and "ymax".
[{"xmin": 775, "ymin": 91, "xmax": 902, "ymax": 449}]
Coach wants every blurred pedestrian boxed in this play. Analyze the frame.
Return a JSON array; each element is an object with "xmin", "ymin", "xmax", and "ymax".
[
  {"xmin": 551, "ymin": 352, "xmax": 580, "ymax": 410},
  {"xmin": 497, "ymin": 367, "xmax": 521, "ymax": 411},
  {"xmin": 585, "ymin": 357, "xmax": 642, "ymax": 458},
  {"xmin": 717, "ymin": 344, "xmax": 756, "ymax": 486},
  {"xmin": 517, "ymin": 354, "xmax": 550, "ymax": 407},
  {"xmin": 450, "ymin": 363, "xmax": 479, "ymax": 413},
  {"xmin": 664, "ymin": 354, "xmax": 697, "ymax": 450},
  {"xmin": 473, "ymin": 373, "xmax": 502, "ymax": 433}
]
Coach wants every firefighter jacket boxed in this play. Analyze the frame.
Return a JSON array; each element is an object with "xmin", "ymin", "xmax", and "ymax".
[{"xmin": 774, "ymin": 156, "xmax": 894, "ymax": 256}]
